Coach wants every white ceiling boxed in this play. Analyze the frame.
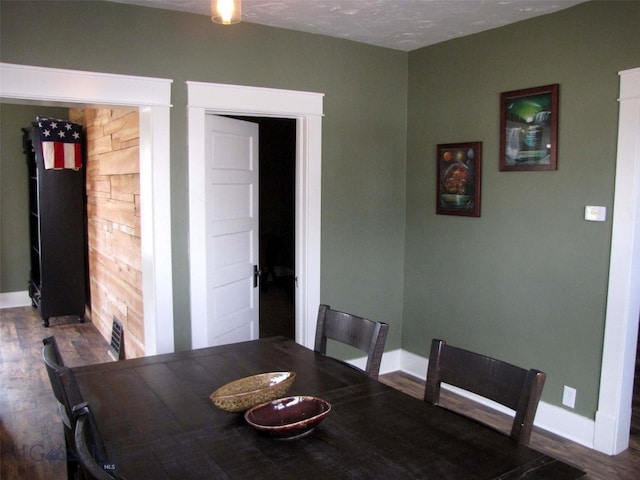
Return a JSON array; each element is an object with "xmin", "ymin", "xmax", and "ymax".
[{"xmin": 104, "ymin": 0, "xmax": 587, "ymax": 51}]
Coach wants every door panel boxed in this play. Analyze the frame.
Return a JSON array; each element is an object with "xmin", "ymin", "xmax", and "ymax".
[
  {"xmin": 213, "ymin": 232, "xmax": 251, "ymax": 268},
  {"xmin": 205, "ymin": 115, "xmax": 259, "ymax": 345},
  {"xmin": 211, "ymin": 184, "xmax": 252, "ymax": 219}
]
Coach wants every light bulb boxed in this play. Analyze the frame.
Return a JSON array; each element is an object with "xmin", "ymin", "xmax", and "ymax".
[{"xmin": 212, "ymin": 0, "xmax": 241, "ymax": 25}]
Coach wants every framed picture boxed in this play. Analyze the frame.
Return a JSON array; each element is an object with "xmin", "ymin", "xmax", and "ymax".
[
  {"xmin": 436, "ymin": 142, "xmax": 482, "ymax": 217},
  {"xmin": 500, "ymin": 84, "xmax": 559, "ymax": 171}
]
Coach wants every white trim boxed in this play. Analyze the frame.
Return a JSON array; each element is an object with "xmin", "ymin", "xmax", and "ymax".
[
  {"xmin": 187, "ymin": 82, "xmax": 323, "ymax": 116},
  {"xmin": 187, "ymin": 82, "xmax": 323, "ymax": 349},
  {"xmin": 0, "ymin": 291, "xmax": 31, "ymax": 309},
  {"xmin": 0, "ymin": 63, "xmax": 172, "ymax": 107},
  {"xmin": 0, "ymin": 63, "xmax": 175, "ymax": 355},
  {"xmin": 594, "ymin": 66, "xmax": 640, "ymax": 454},
  {"xmin": 537, "ymin": 402, "xmax": 595, "ymax": 448},
  {"xmin": 139, "ymin": 106, "xmax": 175, "ymax": 354}
]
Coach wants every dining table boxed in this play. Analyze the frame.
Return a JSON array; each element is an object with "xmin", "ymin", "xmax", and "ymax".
[{"xmin": 72, "ymin": 336, "xmax": 586, "ymax": 479}]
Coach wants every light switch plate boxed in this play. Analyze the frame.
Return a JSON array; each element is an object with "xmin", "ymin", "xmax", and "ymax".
[{"xmin": 585, "ymin": 205, "xmax": 606, "ymax": 222}]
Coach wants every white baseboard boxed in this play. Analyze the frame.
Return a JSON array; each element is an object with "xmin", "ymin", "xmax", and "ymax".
[
  {"xmin": 0, "ymin": 290, "xmax": 31, "ymax": 309},
  {"xmin": 350, "ymin": 348, "xmax": 596, "ymax": 451}
]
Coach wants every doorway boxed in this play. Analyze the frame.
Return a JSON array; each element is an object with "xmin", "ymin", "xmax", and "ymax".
[
  {"xmin": 253, "ymin": 117, "xmax": 296, "ymax": 340},
  {"xmin": 228, "ymin": 116, "xmax": 296, "ymax": 340},
  {"xmin": 0, "ymin": 63, "xmax": 174, "ymax": 355},
  {"xmin": 203, "ymin": 114, "xmax": 296, "ymax": 343},
  {"xmin": 187, "ymin": 81, "xmax": 323, "ymax": 350}
]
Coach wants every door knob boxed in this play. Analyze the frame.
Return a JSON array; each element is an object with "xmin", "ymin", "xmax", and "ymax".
[{"xmin": 253, "ymin": 265, "xmax": 262, "ymax": 288}]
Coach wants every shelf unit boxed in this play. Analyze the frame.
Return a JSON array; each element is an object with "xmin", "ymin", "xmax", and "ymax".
[{"xmin": 23, "ymin": 123, "xmax": 87, "ymax": 327}]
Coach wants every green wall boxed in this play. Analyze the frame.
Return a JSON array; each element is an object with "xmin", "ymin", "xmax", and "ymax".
[
  {"xmin": 0, "ymin": 105, "xmax": 68, "ymax": 292},
  {"xmin": 0, "ymin": 1, "xmax": 408, "ymax": 352},
  {"xmin": 403, "ymin": 0, "xmax": 640, "ymax": 417},
  {"xmin": 2, "ymin": 0, "xmax": 639, "ymax": 419}
]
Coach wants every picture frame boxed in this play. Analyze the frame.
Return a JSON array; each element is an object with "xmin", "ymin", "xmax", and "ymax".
[
  {"xmin": 436, "ymin": 142, "xmax": 482, "ymax": 217},
  {"xmin": 499, "ymin": 84, "xmax": 559, "ymax": 171}
]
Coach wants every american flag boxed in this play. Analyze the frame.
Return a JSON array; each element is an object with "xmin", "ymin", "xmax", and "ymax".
[{"xmin": 36, "ymin": 116, "xmax": 83, "ymax": 170}]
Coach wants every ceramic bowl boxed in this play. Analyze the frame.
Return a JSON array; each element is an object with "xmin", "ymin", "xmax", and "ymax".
[
  {"xmin": 244, "ymin": 396, "xmax": 331, "ymax": 439},
  {"xmin": 210, "ymin": 371, "xmax": 296, "ymax": 413}
]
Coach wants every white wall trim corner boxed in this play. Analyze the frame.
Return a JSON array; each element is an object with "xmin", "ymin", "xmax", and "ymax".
[
  {"xmin": 186, "ymin": 81, "xmax": 324, "ymax": 350},
  {"xmin": 595, "ymin": 66, "xmax": 640, "ymax": 454},
  {"xmin": 0, "ymin": 63, "xmax": 175, "ymax": 355}
]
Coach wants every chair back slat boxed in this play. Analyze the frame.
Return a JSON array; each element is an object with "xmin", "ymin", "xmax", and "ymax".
[
  {"xmin": 437, "ymin": 344, "xmax": 529, "ymax": 410},
  {"xmin": 424, "ymin": 338, "xmax": 546, "ymax": 445},
  {"xmin": 314, "ymin": 304, "xmax": 389, "ymax": 379}
]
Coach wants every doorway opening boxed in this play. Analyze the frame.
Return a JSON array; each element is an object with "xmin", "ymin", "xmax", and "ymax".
[
  {"xmin": 219, "ymin": 115, "xmax": 296, "ymax": 340},
  {"xmin": 0, "ymin": 63, "xmax": 174, "ymax": 355},
  {"xmin": 257, "ymin": 117, "xmax": 296, "ymax": 340},
  {"xmin": 187, "ymin": 81, "xmax": 323, "ymax": 349},
  {"xmin": 230, "ymin": 116, "xmax": 296, "ymax": 340}
]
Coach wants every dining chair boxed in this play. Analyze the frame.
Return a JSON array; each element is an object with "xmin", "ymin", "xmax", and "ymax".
[
  {"xmin": 72, "ymin": 402, "xmax": 124, "ymax": 480},
  {"xmin": 42, "ymin": 336, "xmax": 84, "ymax": 479},
  {"xmin": 314, "ymin": 304, "xmax": 389, "ymax": 379},
  {"xmin": 424, "ymin": 338, "xmax": 546, "ymax": 445}
]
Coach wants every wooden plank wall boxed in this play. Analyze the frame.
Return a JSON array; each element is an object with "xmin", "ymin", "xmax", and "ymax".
[{"xmin": 71, "ymin": 108, "xmax": 144, "ymax": 358}]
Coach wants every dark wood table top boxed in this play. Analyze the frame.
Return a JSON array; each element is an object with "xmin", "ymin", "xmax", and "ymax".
[{"xmin": 73, "ymin": 337, "xmax": 585, "ymax": 479}]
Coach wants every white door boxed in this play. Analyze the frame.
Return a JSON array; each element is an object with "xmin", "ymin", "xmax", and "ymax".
[{"xmin": 205, "ymin": 115, "xmax": 259, "ymax": 345}]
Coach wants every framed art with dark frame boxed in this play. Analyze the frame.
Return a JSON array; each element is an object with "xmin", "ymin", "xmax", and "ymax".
[
  {"xmin": 436, "ymin": 142, "xmax": 482, "ymax": 217},
  {"xmin": 499, "ymin": 84, "xmax": 559, "ymax": 171}
]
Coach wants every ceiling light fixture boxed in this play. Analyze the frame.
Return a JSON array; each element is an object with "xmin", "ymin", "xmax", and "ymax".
[{"xmin": 211, "ymin": 0, "xmax": 242, "ymax": 25}]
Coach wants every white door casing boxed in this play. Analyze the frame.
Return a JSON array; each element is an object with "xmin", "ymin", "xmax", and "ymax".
[
  {"xmin": 188, "ymin": 82, "xmax": 323, "ymax": 349},
  {"xmin": 594, "ymin": 66, "xmax": 640, "ymax": 454},
  {"xmin": 0, "ymin": 63, "xmax": 175, "ymax": 356},
  {"xmin": 204, "ymin": 115, "xmax": 259, "ymax": 345}
]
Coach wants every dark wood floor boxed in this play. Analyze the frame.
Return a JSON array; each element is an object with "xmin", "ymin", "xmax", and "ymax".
[
  {"xmin": 1, "ymin": 306, "xmax": 639, "ymax": 479},
  {"xmin": 1, "ymin": 307, "xmax": 113, "ymax": 480}
]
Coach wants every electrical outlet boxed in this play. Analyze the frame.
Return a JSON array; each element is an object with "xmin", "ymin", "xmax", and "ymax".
[{"xmin": 562, "ymin": 386, "xmax": 576, "ymax": 408}]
